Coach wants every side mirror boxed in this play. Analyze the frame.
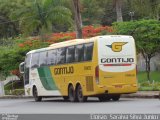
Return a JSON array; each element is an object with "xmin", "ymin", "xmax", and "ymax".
[{"xmin": 19, "ymin": 62, "xmax": 25, "ymax": 74}]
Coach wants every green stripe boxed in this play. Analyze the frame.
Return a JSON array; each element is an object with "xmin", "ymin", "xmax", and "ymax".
[{"xmin": 38, "ymin": 66, "xmax": 57, "ymax": 90}]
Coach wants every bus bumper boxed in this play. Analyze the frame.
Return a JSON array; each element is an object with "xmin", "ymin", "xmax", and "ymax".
[{"xmin": 96, "ymin": 84, "xmax": 138, "ymax": 95}]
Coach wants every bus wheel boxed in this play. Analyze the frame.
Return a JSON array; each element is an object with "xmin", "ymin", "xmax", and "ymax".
[
  {"xmin": 111, "ymin": 95, "xmax": 120, "ymax": 101},
  {"xmin": 98, "ymin": 95, "xmax": 111, "ymax": 102},
  {"xmin": 68, "ymin": 85, "xmax": 76, "ymax": 102},
  {"xmin": 76, "ymin": 85, "xmax": 87, "ymax": 102},
  {"xmin": 63, "ymin": 96, "xmax": 69, "ymax": 101},
  {"xmin": 33, "ymin": 87, "xmax": 42, "ymax": 102}
]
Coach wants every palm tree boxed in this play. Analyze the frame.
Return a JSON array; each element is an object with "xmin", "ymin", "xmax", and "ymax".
[{"xmin": 12, "ymin": 0, "xmax": 72, "ymax": 36}]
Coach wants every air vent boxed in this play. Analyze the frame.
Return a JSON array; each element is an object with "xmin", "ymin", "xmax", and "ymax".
[{"xmin": 86, "ymin": 76, "xmax": 94, "ymax": 92}]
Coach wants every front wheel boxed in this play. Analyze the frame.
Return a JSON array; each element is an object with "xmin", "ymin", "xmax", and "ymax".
[
  {"xmin": 76, "ymin": 85, "xmax": 87, "ymax": 102},
  {"xmin": 33, "ymin": 87, "xmax": 42, "ymax": 102}
]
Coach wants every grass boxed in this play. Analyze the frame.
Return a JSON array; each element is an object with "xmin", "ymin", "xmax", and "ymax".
[
  {"xmin": 137, "ymin": 71, "xmax": 160, "ymax": 91},
  {"xmin": 137, "ymin": 71, "xmax": 160, "ymax": 83}
]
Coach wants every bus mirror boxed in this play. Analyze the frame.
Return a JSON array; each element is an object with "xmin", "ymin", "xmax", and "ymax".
[{"xmin": 19, "ymin": 62, "xmax": 25, "ymax": 74}]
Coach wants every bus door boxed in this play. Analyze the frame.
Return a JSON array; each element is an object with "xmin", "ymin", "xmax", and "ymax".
[{"xmin": 24, "ymin": 54, "xmax": 31, "ymax": 96}]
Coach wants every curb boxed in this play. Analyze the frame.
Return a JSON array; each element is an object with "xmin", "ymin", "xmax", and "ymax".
[
  {"xmin": 121, "ymin": 94, "xmax": 160, "ymax": 99},
  {"xmin": 121, "ymin": 91, "xmax": 160, "ymax": 99},
  {"xmin": 0, "ymin": 96, "xmax": 33, "ymax": 99}
]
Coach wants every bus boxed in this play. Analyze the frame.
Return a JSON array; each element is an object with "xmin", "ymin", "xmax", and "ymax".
[{"xmin": 19, "ymin": 35, "xmax": 138, "ymax": 102}]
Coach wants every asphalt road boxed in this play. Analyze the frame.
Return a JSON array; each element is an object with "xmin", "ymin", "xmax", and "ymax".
[{"xmin": 0, "ymin": 98, "xmax": 160, "ymax": 114}]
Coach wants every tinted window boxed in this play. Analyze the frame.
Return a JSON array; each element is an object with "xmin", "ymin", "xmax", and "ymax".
[
  {"xmin": 39, "ymin": 51, "xmax": 47, "ymax": 67},
  {"xmin": 25, "ymin": 54, "xmax": 31, "ymax": 68},
  {"xmin": 66, "ymin": 46, "xmax": 75, "ymax": 63},
  {"xmin": 57, "ymin": 48, "xmax": 66, "ymax": 64},
  {"xmin": 47, "ymin": 49, "xmax": 57, "ymax": 65},
  {"xmin": 84, "ymin": 43, "xmax": 94, "ymax": 61},
  {"xmin": 75, "ymin": 44, "xmax": 84, "ymax": 62},
  {"xmin": 24, "ymin": 54, "xmax": 31, "ymax": 85},
  {"xmin": 31, "ymin": 53, "xmax": 39, "ymax": 68}
]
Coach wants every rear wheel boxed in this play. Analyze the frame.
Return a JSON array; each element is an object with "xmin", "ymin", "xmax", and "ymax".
[
  {"xmin": 76, "ymin": 85, "xmax": 87, "ymax": 102},
  {"xmin": 68, "ymin": 85, "xmax": 76, "ymax": 102},
  {"xmin": 63, "ymin": 96, "xmax": 69, "ymax": 101},
  {"xmin": 111, "ymin": 95, "xmax": 120, "ymax": 101},
  {"xmin": 33, "ymin": 87, "xmax": 42, "ymax": 102},
  {"xmin": 98, "ymin": 95, "xmax": 111, "ymax": 102}
]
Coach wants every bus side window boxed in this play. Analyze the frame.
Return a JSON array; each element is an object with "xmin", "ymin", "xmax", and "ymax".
[
  {"xmin": 84, "ymin": 43, "xmax": 94, "ymax": 61},
  {"xmin": 66, "ymin": 46, "xmax": 75, "ymax": 63},
  {"xmin": 31, "ymin": 53, "xmax": 40, "ymax": 68},
  {"xmin": 57, "ymin": 47, "xmax": 66, "ymax": 64},
  {"xmin": 39, "ymin": 51, "xmax": 47, "ymax": 67},
  {"xmin": 75, "ymin": 44, "xmax": 84, "ymax": 62},
  {"xmin": 47, "ymin": 49, "xmax": 57, "ymax": 65}
]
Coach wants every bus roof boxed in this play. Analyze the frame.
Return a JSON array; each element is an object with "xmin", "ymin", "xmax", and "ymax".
[{"xmin": 26, "ymin": 35, "xmax": 132, "ymax": 55}]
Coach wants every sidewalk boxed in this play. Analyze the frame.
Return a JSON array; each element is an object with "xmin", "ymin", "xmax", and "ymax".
[
  {"xmin": 0, "ymin": 91, "xmax": 160, "ymax": 99},
  {"xmin": 121, "ymin": 91, "xmax": 160, "ymax": 99}
]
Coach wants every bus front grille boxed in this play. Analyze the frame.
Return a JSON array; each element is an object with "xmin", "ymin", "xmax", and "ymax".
[{"xmin": 86, "ymin": 76, "xmax": 94, "ymax": 92}]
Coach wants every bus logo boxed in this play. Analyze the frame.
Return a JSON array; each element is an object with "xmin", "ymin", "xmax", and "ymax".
[{"xmin": 106, "ymin": 42, "xmax": 127, "ymax": 52}]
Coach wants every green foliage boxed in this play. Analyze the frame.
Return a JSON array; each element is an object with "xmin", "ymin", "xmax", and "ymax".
[
  {"xmin": 131, "ymin": 0, "xmax": 160, "ymax": 20},
  {"xmin": 12, "ymin": 0, "xmax": 72, "ymax": 36},
  {"xmin": 113, "ymin": 20, "xmax": 160, "ymax": 54},
  {"xmin": 0, "ymin": 46, "xmax": 27, "ymax": 76},
  {"xmin": 113, "ymin": 20, "xmax": 160, "ymax": 81},
  {"xmin": 81, "ymin": 0, "xmax": 105, "ymax": 25},
  {"xmin": 0, "ymin": 36, "xmax": 49, "ymax": 76}
]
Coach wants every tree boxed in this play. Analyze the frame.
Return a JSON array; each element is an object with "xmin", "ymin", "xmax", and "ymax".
[
  {"xmin": 72, "ymin": 0, "xmax": 82, "ymax": 38},
  {"xmin": 0, "ymin": 0, "xmax": 24, "ymax": 42},
  {"xmin": 81, "ymin": 0, "xmax": 105, "ymax": 25},
  {"xmin": 131, "ymin": 0, "xmax": 160, "ymax": 20},
  {"xmin": 113, "ymin": 20, "xmax": 160, "ymax": 81},
  {"xmin": 12, "ymin": 0, "xmax": 72, "ymax": 37}
]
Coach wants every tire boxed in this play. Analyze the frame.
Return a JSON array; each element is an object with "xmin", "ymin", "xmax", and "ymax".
[
  {"xmin": 111, "ymin": 95, "xmax": 120, "ymax": 101},
  {"xmin": 33, "ymin": 87, "xmax": 42, "ymax": 102},
  {"xmin": 98, "ymin": 95, "xmax": 111, "ymax": 102},
  {"xmin": 76, "ymin": 85, "xmax": 87, "ymax": 102},
  {"xmin": 68, "ymin": 85, "xmax": 76, "ymax": 102},
  {"xmin": 63, "ymin": 96, "xmax": 69, "ymax": 101}
]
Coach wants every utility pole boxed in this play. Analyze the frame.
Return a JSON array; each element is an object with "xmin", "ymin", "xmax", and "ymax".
[{"xmin": 129, "ymin": 11, "xmax": 134, "ymax": 21}]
